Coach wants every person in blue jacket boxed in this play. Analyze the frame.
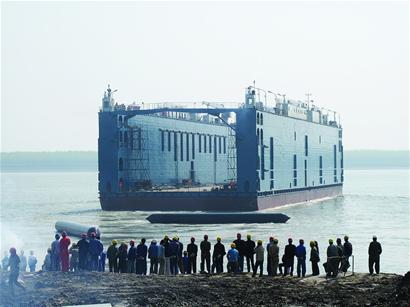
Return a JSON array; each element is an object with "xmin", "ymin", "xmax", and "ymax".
[
  {"xmin": 227, "ymin": 243, "xmax": 239, "ymax": 273},
  {"xmin": 148, "ymin": 240, "xmax": 158, "ymax": 274},
  {"xmin": 127, "ymin": 240, "xmax": 137, "ymax": 273},
  {"xmin": 295, "ymin": 239, "xmax": 306, "ymax": 278},
  {"xmin": 169, "ymin": 237, "xmax": 180, "ymax": 275},
  {"xmin": 88, "ymin": 232, "xmax": 103, "ymax": 271},
  {"xmin": 136, "ymin": 238, "xmax": 148, "ymax": 275}
]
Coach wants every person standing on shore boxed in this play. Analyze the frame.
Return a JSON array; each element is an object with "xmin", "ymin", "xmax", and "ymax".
[
  {"xmin": 233, "ymin": 233, "xmax": 245, "ymax": 272},
  {"xmin": 77, "ymin": 233, "xmax": 89, "ymax": 271},
  {"xmin": 266, "ymin": 237, "xmax": 274, "ymax": 276},
  {"xmin": 336, "ymin": 238, "xmax": 344, "ymax": 271},
  {"xmin": 343, "ymin": 236, "xmax": 353, "ymax": 272},
  {"xmin": 127, "ymin": 240, "xmax": 137, "ymax": 273},
  {"xmin": 107, "ymin": 240, "xmax": 119, "ymax": 273},
  {"xmin": 283, "ymin": 238, "xmax": 296, "ymax": 276},
  {"xmin": 244, "ymin": 234, "xmax": 255, "ymax": 273},
  {"xmin": 7, "ymin": 248, "xmax": 25, "ymax": 294},
  {"xmin": 136, "ymin": 238, "xmax": 148, "ymax": 275},
  {"xmin": 118, "ymin": 242, "xmax": 128, "ymax": 273},
  {"xmin": 51, "ymin": 234, "xmax": 61, "ymax": 271},
  {"xmin": 148, "ymin": 240, "xmax": 159, "ymax": 274},
  {"xmin": 253, "ymin": 240, "xmax": 264, "ymax": 277},
  {"xmin": 269, "ymin": 238, "xmax": 280, "ymax": 276},
  {"xmin": 19, "ymin": 250, "xmax": 27, "ymax": 272},
  {"xmin": 200, "ymin": 235, "xmax": 211, "ymax": 274},
  {"xmin": 227, "ymin": 243, "xmax": 239, "ymax": 273},
  {"xmin": 295, "ymin": 239, "xmax": 306, "ymax": 278},
  {"xmin": 309, "ymin": 241, "xmax": 320, "ymax": 276},
  {"xmin": 368, "ymin": 236, "xmax": 382, "ymax": 275},
  {"xmin": 163, "ymin": 236, "xmax": 171, "ymax": 275},
  {"xmin": 157, "ymin": 240, "xmax": 165, "ymax": 275},
  {"xmin": 326, "ymin": 239, "xmax": 339, "ymax": 278},
  {"xmin": 28, "ymin": 251, "xmax": 37, "ymax": 273},
  {"xmin": 177, "ymin": 237, "xmax": 184, "ymax": 274},
  {"xmin": 212, "ymin": 237, "xmax": 226, "ymax": 274},
  {"xmin": 42, "ymin": 248, "xmax": 52, "ymax": 271},
  {"xmin": 60, "ymin": 231, "xmax": 71, "ymax": 272},
  {"xmin": 187, "ymin": 237, "xmax": 198, "ymax": 274},
  {"xmin": 89, "ymin": 232, "xmax": 103, "ymax": 271},
  {"xmin": 69, "ymin": 243, "xmax": 79, "ymax": 272},
  {"xmin": 169, "ymin": 237, "xmax": 179, "ymax": 275}
]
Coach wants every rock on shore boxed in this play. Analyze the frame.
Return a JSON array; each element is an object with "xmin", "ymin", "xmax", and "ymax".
[{"xmin": 1, "ymin": 271, "xmax": 409, "ymax": 306}]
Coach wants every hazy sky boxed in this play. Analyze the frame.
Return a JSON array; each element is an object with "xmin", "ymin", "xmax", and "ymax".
[{"xmin": 1, "ymin": 1, "xmax": 408, "ymax": 151}]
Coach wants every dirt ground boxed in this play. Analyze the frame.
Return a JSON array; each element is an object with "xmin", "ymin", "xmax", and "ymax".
[{"xmin": 0, "ymin": 271, "xmax": 409, "ymax": 306}]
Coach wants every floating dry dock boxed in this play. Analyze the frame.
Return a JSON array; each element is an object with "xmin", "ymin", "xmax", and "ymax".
[{"xmin": 146, "ymin": 212, "xmax": 290, "ymax": 224}]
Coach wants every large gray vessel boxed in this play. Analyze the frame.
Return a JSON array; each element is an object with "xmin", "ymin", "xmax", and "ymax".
[{"xmin": 98, "ymin": 85, "xmax": 343, "ymax": 211}]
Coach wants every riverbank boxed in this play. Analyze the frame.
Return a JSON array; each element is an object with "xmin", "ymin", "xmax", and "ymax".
[{"xmin": 1, "ymin": 271, "xmax": 409, "ymax": 306}]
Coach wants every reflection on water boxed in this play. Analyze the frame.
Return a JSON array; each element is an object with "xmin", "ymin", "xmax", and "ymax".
[{"xmin": 1, "ymin": 169, "xmax": 409, "ymax": 274}]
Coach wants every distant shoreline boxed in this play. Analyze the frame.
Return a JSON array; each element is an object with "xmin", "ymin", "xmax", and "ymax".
[{"xmin": 1, "ymin": 150, "xmax": 409, "ymax": 172}]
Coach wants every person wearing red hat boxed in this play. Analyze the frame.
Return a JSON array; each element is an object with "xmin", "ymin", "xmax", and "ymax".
[
  {"xmin": 7, "ymin": 247, "xmax": 25, "ymax": 294},
  {"xmin": 60, "ymin": 231, "xmax": 71, "ymax": 272},
  {"xmin": 187, "ymin": 237, "xmax": 198, "ymax": 274}
]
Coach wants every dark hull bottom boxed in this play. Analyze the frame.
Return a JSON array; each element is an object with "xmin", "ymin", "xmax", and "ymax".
[{"xmin": 100, "ymin": 184, "xmax": 343, "ymax": 211}]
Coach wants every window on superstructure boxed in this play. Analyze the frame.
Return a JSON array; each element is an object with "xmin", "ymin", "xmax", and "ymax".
[
  {"xmin": 123, "ymin": 132, "xmax": 128, "ymax": 146},
  {"xmin": 209, "ymin": 135, "xmax": 212, "ymax": 153},
  {"xmin": 305, "ymin": 135, "xmax": 308, "ymax": 156},
  {"xmin": 294, "ymin": 131, "xmax": 296, "ymax": 141},
  {"xmin": 168, "ymin": 131, "xmax": 171, "ymax": 152},
  {"xmin": 218, "ymin": 137, "xmax": 222, "ymax": 154},
  {"xmin": 293, "ymin": 154, "xmax": 297, "ymax": 187},
  {"xmin": 304, "ymin": 160, "xmax": 307, "ymax": 187},
  {"xmin": 204, "ymin": 135, "xmax": 207, "ymax": 153},
  {"xmin": 257, "ymin": 113, "xmax": 260, "ymax": 125},
  {"xmin": 257, "ymin": 129, "xmax": 260, "ymax": 145},
  {"xmin": 186, "ymin": 133, "xmax": 190, "ymax": 161},
  {"xmin": 161, "ymin": 130, "xmax": 165, "ymax": 151},
  {"xmin": 119, "ymin": 158, "xmax": 123, "ymax": 171},
  {"xmin": 260, "ymin": 113, "xmax": 263, "ymax": 125},
  {"xmin": 180, "ymin": 133, "xmax": 184, "ymax": 161},
  {"xmin": 199, "ymin": 134, "xmax": 202, "ymax": 153},
  {"xmin": 192, "ymin": 134, "xmax": 195, "ymax": 159},
  {"xmin": 269, "ymin": 137, "xmax": 274, "ymax": 170},
  {"xmin": 319, "ymin": 156, "xmax": 323, "ymax": 184},
  {"xmin": 319, "ymin": 135, "xmax": 321, "ymax": 144},
  {"xmin": 214, "ymin": 137, "xmax": 217, "ymax": 162},
  {"xmin": 223, "ymin": 137, "xmax": 226, "ymax": 154},
  {"xmin": 174, "ymin": 132, "xmax": 177, "ymax": 161}
]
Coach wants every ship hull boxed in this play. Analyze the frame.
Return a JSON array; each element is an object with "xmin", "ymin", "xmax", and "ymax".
[{"xmin": 100, "ymin": 183, "xmax": 342, "ymax": 211}]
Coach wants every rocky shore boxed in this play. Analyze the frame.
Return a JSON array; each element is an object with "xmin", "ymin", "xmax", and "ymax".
[{"xmin": 1, "ymin": 271, "xmax": 409, "ymax": 306}]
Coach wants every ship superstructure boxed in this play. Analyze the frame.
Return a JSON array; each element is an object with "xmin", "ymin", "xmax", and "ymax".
[{"xmin": 98, "ymin": 85, "xmax": 343, "ymax": 211}]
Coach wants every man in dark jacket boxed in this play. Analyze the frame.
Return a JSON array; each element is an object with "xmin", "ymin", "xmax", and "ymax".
[
  {"xmin": 107, "ymin": 240, "xmax": 119, "ymax": 273},
  {"xmin": 233, "ymin": 233, "xmax": 245, "ymax": 272},
  {"xmin": 136, "ymin": 238, "xmax": 148, "ymax": 275},
  {"xmin": 266, "ymin": 237, "xmax": 274, "ymax": 276},
  {"xmin": 244, "ymin": 234, "xmax": 255, "ymax": 273},
  {"xmin": 127, "ymin": 240, "xmax": 137, "ymax": 273},
  {"xmin": 326, "ymin": 239, "xmax": 339, "ymax": 278},
  {"xmin": 77, "ymin": 233, "xmax": 89, "ymax": 271},
  {"xmin": 368, "ymin": 236, "xmax": 382, "ymax": 274},
  {"xmin": 283, "ymin": 238, "xmax": 296, "ymax": 276},
  {"xmin": 187, "ymin": 237, "xmax": 198, "ymax": 274},
  {"xmin": 177, "ymin": 237, "xmax": 184, "ymax": 274},
  {"xmin": 343, "ymin": 235, "xmax": 353, "ymax": 272},
  {"xmin": 212, "ymin": 237, "xmax": 226, "ymax": 274},
  {"xmin": 200, "ymin": 235, "xmax": 211, "ymax": 273}
]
